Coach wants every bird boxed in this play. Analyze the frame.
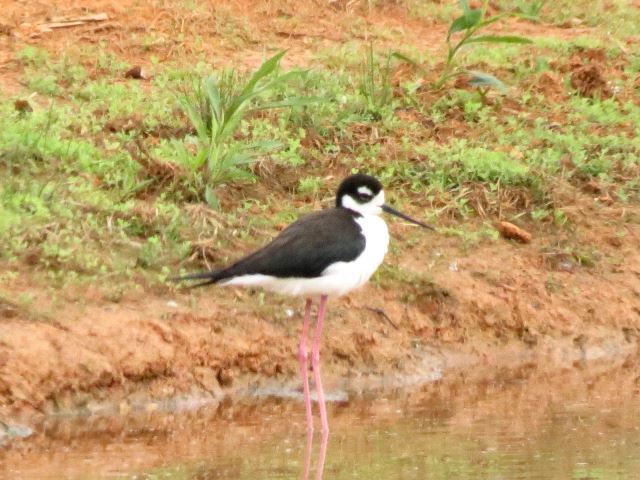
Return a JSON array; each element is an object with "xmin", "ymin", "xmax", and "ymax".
[{"xmin": 172, "ymin": 173, "xmax": 434, "ymax": 433}]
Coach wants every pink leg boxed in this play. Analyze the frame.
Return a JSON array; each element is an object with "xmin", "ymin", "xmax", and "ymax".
[
  {"xmin": 315, "ymin": 430, "xmax": 329, "ymax": 480},
  {"xmin": 311, "ymin": 294, "xmax": 329, "ymax": 433},
  {"xmin": 301, "ymin": 429, "xmax": 313, "ymax": 480},
  {"xmin": 299, "ymin": 298, "xmax": 314, "ymax": 433}
]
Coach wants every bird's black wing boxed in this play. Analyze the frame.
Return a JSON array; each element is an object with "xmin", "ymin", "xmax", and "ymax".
[
  {"xmin": 172, "ymin": 208, "xmax": 366, "ymax": 287},
  {"xmin": 220, "ymin": 208, "xmax": 366, "ymax": 279}
]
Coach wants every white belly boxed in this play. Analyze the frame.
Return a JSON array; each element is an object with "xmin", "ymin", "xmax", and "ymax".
[{"xmin": 221, "ymin": 215, "xmax": 389, "ymax": 297}]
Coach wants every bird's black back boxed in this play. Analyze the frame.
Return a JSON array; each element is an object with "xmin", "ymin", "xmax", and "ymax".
[{"xmin": 217, "ymin": 208, "xmax": 366, "ymax": 280}]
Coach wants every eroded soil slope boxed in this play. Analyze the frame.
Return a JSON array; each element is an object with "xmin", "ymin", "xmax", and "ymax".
[
  {"xmin": 2, "ymin": 195, "xmax": 639, "ymax": 421},
  {"xmin": 1, "ymin": 0, "xmax": 640, "ymax": 423}
]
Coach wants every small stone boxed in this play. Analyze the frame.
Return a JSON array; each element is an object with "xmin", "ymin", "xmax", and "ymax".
[
  {"xmin": 217, "ymin": 369, "xmax": 233, "ymax": 387},
  {"xmin": 14, "ymin": 99, "xmax": 32, "ymax": 113},
  {"xmin": 124, "ymin": 65, "xmax": 148, "ymax": 80},
  {"xmin": 496, "ymin": 221, "xmax": 532, "ymax": 243}
]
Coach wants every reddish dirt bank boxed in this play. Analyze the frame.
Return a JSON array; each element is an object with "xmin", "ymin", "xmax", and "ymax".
[
  {"xmin": 1, "ymin": 195, "xmax": 639, "ymax": 424},
  {"xmin": 1, "ymin": 0, "xmax": 639, "ymax": 427}
]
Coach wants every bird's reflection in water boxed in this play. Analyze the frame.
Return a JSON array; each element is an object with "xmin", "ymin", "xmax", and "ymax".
[{"xmin": 302, "ymin": 431, "xmax": 329, "ymax": 480}]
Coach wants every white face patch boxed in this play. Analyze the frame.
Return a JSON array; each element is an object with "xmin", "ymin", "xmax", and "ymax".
[
  {"xmin": 357, "ymin": 186, "xmax": 373, "ymax": 196},
  {"xmin": 341, "ymin": 189, "xmax": 385, "ymax": 216}
]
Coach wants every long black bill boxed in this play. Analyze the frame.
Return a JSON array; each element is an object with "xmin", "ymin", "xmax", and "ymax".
[{"xmin": 382, "ymin": 204, "xmax": 435, "ymax": 231}]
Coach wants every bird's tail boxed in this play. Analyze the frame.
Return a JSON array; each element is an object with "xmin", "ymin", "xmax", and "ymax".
[{"xmin": 168, "ymin": 269, "xmax": 229, "ymax": 289}]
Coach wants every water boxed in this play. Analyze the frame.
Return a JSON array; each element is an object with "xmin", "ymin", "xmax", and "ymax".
[{"xmin": 2, "ymin": 357, "xmax": 639, "ymax": 479}]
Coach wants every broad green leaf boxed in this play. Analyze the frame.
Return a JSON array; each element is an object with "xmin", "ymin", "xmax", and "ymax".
[
  {"xmin": 467, "ymin": 71, "xmax": 507, "ymax": 92},
  {"xmin": 466, "ymin": 34, "xmax": 533, "ymax": 45},
  {"xmin": 226, "ymin": 67, "xmax": 303, "ymax": 121},
  {"xmin": 448, "ymin": 9, "xmax": 482, "ymax": 36},
  {"xmin": 224, "ymin": 51, "xmax": 287, "ymax": 120},
  {"xmin": 237, "ymin": 70, "xmax": 305, "ymax": 105},
  {"xmin": 237, "ymin": 50, "xmax": 286, "ymax": 102}
]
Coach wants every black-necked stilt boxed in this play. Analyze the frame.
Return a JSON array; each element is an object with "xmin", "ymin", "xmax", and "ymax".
[{"xmin": 172, "ymin": 173, "xmax": 434, "ymax": 432}]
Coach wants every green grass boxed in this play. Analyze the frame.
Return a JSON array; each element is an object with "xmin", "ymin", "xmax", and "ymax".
[
  {"xmin": 1, "ymin": 1, "xmax": 640, "ymax": 290},
  {"xmin": 494, "ymin": 0, "xmax": 640, "ymax": 37}
]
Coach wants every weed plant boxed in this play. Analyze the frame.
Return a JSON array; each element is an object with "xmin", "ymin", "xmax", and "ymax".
[
  {"xmin": 436, "ymin": 0, "xmax": 533, "ymax": 90},
  {"xmin": 177, "ymin": 51, "xmax": 311, "ymax": 207},
  {"xmin": 359, "ymin": 44, "xmax": 394, "ymax": 120}
]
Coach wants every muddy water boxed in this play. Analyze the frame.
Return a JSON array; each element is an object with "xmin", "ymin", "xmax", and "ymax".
[{"xmin": 2, "ymin": 356, "xmax": 640, "ymax": 479}]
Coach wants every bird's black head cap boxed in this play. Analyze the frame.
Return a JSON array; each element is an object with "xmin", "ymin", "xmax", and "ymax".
[{"xmin": 335, "ymin": 173, "xmax": 383, "ymax": 208}]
